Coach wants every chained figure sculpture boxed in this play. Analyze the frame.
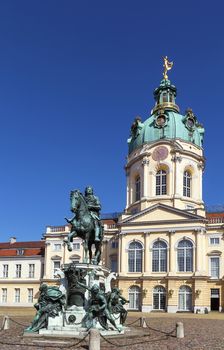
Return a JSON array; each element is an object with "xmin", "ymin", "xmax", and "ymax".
[
  {"xmin": 108, "ymin": 287, "xmax": 129, "ymax": 325},
  {"xmin": 25, "ymin": 284, "xmax": 66, "ymax": 333},
  {"xmin": 77, "ymin": 282, "xmax": 121, "ymax": 332}
]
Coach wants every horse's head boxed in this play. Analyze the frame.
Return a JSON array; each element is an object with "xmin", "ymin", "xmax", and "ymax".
[{"xmin": 70, "ymin": 189, "xmax": 81, "ymax": 211}]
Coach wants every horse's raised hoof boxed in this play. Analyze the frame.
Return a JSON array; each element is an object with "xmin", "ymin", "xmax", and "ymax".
[{"xmin": 68, "ymin": 245, "xmax": 73, "ymax": 252}]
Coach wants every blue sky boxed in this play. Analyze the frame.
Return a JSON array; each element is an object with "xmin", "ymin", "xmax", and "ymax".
[{"xmin": 0, "ymin": 1, "xmax": 223, "ymax": 242}]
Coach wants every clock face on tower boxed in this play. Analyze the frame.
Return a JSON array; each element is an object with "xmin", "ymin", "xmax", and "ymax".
[{"xmin": 152, "ymin": 146, "xmax": 168, "ymax": 161}]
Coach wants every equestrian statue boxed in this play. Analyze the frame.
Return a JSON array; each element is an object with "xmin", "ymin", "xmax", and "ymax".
[{"xmin": 64, "ymin": 186, "xmax": 104, "ymax": 265}]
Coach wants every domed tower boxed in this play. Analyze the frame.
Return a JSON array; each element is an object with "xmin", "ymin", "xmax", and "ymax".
[{"xmin": 125, "ymin": 58, "xmax": 205, "ymax": 217}]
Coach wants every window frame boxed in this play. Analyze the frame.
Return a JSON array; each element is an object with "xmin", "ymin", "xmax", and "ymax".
[
  {"xmin": 128, "ymin": 286, "xmax": 141, "ymax": 310},
  {"xmin": 2, "ymin": 288, "xmax": 7, "ymax": 303},
  {"xmin": 210, "ymin": 256, "xmax": 220, "ymax": 279},
  {"xmin": 183, "ymin": 170, "xmax": 192, "ymax": 197},
  {"xmin": 53, "ymin": 261, "xmax": 61, "ymax": 277},
  {"xmin": 152, "ymin": 240, "xmax": 168, "ymax": 272},
  {"xmin": 153, "ymin": 285, "xmax": 166, "ymax": 311},
  {"xmin": 177, "ymin": 239, "xmax": 193, "ymax": 272},
  {"xmin": 15, "ymin": 264, "xmax": 22, "ymax": 278},
  {"xmin": 128, "ymin": 241, "xmax": 143, "ymax": 273},
  {"xmin": 14, "ymin": 288, "xmax": 20, "ymax": 303},
  {"xmin": 156, "ymin": 169, "xmax": 167, "ymax": 196},
  {"xmin": 178, "ymin": 285, "xmax": 192, "ymax": 311},
  {"xmin": 28, "ymin": 288, "xmax": 34, "ymax": 303},
  {"xmin": 135, "ymin": 176, "xmax": 141, "ymax": 202},
  {"xmin": 28, "ymin": 264, "xmax": 35, "ymax": 278},
  {"xmin": 3, "ymin": 264, "xmax": 8, "ymax": 278}
]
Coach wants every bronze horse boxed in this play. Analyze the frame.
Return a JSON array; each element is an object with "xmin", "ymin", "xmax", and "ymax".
[{"xmin": 64, "ymin": 190, "xmax": 103, "ymax": 264}]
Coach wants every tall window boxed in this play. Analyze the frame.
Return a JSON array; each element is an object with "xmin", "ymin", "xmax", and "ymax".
[
  {"xmin": 3, "ymin": 264, "xmax": 8, "ymax": 278},
  {"xmin": 28, "ymin": 288, "xmax": 33, "ymax": 303},
  {"xmin": 183, "ymin": 171, "xmax": 191, "ymax": 197},
  {"xmin": 177, "ymin": 240, "xmax": 193, "ymax": 272},
  {"xmin": 135, "ymin": 176, "xmax": 141, "ymax": 201},
  {"xmin": 53, "ymin": 261, "xmax": 61, "ymax": 276},
  {"xmin": 16, "ymin": 264, "xmax": 21, "ymax": 278},
  {"xmin": 156, "ymin": 170, "xmax": 167, "ymax": 195},
  {"xmin": 29, "ymin": 264, "xmax": 35, "ymax": 278},
  {"xmin": 110, "ymin": 256, "xmax": 118, "ymax": 272},
  {"xmin": 15, "ymin": 288, "xmax": 20, "ymax": 303},
  {"xmin": 153, "ymin": 286, "xmax": 166, "ymax": 310},
  {"xmin": 178, "ymin": 286, "xmax": 192, "ymax": 311},
  {"xmin": 210, "ymin": 257, "xmax": 220, "ymax": 278},
  {"xmin": 2, "ymin": 288, "xmax": 7, "ymax": 303},
  {"xmin": 152, "ymin": 241, "xmax": 167, "ymax": 272},
  {"xmin": 128, "ymin": 241, "xmax": 143, "ymax": 272},
  {"xmin": 128, "ymin": 286, "xmax": 141, "ymax": 310}
]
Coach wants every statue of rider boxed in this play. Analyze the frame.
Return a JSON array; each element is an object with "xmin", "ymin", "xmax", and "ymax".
[{"xmin": 84, "ymin": 186, "xmax": 102, "ymax": 242}]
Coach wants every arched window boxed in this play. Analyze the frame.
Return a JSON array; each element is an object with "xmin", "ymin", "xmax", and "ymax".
[
  {"xmin": 153, "ymin": 286, "xmax": 166, "ymax": 310},
  {"xmin": 156, "ymin": 170, "xmax": 167, "ymax": 195},
  {"xmin": 152, "ymin": 241, "xmax": 167, "ymax": 272},
  {"xmin": 178, "ymin": 286, "xmax": 192, "ymax": 311},
  {"xmin": 183, "ymin": 170, "xmax": 191, "ymax": 197},
  {"xmin": 128, "ymin": 241, "xmax": 143, "ymax": 272},
  {"xmin": 177, "ymin": 240, "xmax": 193, "ymax": 272},
  {"xmin": 128, "ymin": 286, "xmax": 141, "ymax": 310},
  {"xmin": 135, "ymin": 176, "xmax": 141, "ymax": 201}
]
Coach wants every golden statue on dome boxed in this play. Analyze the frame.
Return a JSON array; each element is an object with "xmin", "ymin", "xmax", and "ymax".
[{"xmin": 163, "ymin": 56, "xmax": 173, "ymax": 80}]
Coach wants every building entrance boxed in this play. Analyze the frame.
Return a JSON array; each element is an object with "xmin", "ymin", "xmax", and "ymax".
[{"xmin": 210, "ymin": 289, "xmax": 220, "ymax": 311}]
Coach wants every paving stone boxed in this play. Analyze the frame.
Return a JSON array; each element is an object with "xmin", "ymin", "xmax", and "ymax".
[{"xmin": 0, "ymin": 315, "xmax": 224, "ymax": 349}]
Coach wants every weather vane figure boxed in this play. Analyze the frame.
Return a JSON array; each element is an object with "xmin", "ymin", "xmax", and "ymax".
[{"xmin": 163, "ymin": 56, "xmax": 173, "ymax": 80}]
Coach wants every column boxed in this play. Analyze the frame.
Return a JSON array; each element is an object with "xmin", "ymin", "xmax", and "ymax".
[
  {"xmin": 195, "ymin": 229, "xmax": 206, "ymax": 275},
  {"xmin": 43, "ymin": 241, "xmax": 51, "ymax": 279},
  {"xmin": 142, "ymin": 158, "xmax": 149, "ymax": 198},
  {"xmin": 144, "ymin": 232, "xmax": 150, "ymax": 274},
  {"xmin": 126, "ymin": 169, "xmax": 130, "ymax": 209},
  {"xmin": 119, "ymin": 233, "xmax": 124, "ymax": 274},
  {"xmin": 195, "ymin": 229, "xmax": 201, "ymax": 274},
  {"xmin": 168, "ymin": 230, "xmax": 175, "ymax": 275}
]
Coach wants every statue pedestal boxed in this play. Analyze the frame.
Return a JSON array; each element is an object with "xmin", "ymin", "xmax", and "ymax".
[{"xmin": 37, "ymin": 263, "xmax": 125, "ymax": 336}]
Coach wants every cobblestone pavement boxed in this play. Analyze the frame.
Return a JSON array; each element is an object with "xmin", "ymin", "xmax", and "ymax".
[{"xmin": 0, "ymin": 314, "xmax": 224, "ymax": 349}]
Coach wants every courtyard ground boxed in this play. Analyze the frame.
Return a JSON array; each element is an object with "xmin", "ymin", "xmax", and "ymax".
[{"xmin": 0, "ymin": 311, "xmax": 224, "ymax": 349}]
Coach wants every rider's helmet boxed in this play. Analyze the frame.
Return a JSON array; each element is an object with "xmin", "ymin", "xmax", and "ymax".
[{"xmin": 85, "ymin": 186, "xmax": 93, "ymax": 196}]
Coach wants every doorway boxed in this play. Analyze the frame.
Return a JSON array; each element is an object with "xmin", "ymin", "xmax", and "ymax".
[{"xmin": 210, "ymin": 288, "xmax": 220, "ymax": 311}]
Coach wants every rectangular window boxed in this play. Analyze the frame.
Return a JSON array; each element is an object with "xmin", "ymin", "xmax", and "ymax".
[
  {"xmin": 16, "ymin": 264, "xmax": 21, "ymax": 278},
  {"xmin": 29, "ymin": 264, "xmax": 35, "ymax": 278},
  {"xmin": 2, "ymin": 288, "xmax": 7, "ymax": 303},
  {"xmin": 54, "ymin": 244, "xmax": 61, "ymax": 251},
  {"xmin": 210, "ymin": 237, "xmax": 220, "ymax": 245},
  {"xmin": 3, "ymin": 264, "xmax": 8, "ymax": 278},
  {"xmin": 53, "ymin": 261, "xmax": 61, "ymax": 276},
  {"xmin": 111, "ymin": 241, "xmax": 118, "ymax": 249},
  {"xmin": 28, "ymin": 288, "xmax": 33, "ymax": 303},
  {"xmin": 156, "ymin": 171, "xmax": 167, "ymax": 196},
  {"xmin": 110, "ymin": 257, "xmax": 118, "ymax": 272},
  {"xmin": 15, "ymin": 288, "xmax": 20, "ymax": 303},
  {"xmin": 73, "ymin": 243, "xmax": 80, "ymax": 250},
  {"xmin": 210, "ymin": 257, "xmax": 219, "ymax": 278}
]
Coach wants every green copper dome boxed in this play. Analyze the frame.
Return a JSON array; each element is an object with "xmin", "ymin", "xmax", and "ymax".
[{"xmin": 128, "ymin": 79, "xmax": 204, "ymax": 154}]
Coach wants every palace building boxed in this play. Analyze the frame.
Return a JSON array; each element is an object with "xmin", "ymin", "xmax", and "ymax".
[
  {"xmin": 1, "ymin": 62, "xmax": 224, "ymax": 313},
  {"xmin": 114, "ymin": 66, "xmax": 224, "ymax": 313},
  {"xmin": 0, "ymin": 238, "xmax": 44, "ymax": 307}
]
